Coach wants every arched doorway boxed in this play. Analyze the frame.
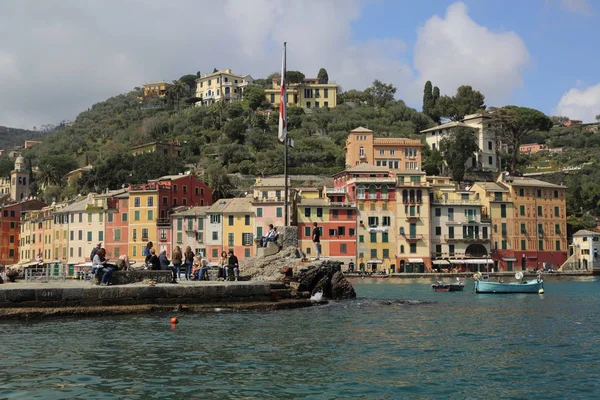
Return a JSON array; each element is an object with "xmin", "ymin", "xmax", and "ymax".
[{"xmin": 466, "ymin": 244, "xmax": 488, "ymax": 258}]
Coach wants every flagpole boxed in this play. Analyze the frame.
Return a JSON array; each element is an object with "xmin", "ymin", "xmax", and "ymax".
[{"xmin": 279, "ymin": 42, "xmax": 289, "ymax": 227}]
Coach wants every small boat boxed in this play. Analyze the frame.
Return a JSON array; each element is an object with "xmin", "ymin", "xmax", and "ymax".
[
  {"xmin": 431, "ymin": 280, "xmax": 464, "ymax": 292},
  {"xmin": 474, "ymin": 272, "xmax": 544, "ymax": 294},
  {"xmin": 371, "ymin": 274, "xmax": 390, "ymax": 279}
]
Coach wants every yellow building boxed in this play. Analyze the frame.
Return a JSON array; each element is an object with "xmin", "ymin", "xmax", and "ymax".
[
  {"xmin": 265, "ymin": 77, "xmax": 338, "ymax": 109},
  {"xmin": 195, "ymin": 69, "xmax": 254, "ymax": 106},
  {"xmin": 344, "ymin": 127, "xmax": 422, "ymax": 171},
  {"xmin": 143, "ymin": 81, "xmax": 171, "ymax": 98},
  {"xmin": 394, "ymin": 171, "xmax": 432, "ymax": 273},
  {"xmin": 130, "ymin": 141, "xmax": 182, "ymax": 158},
  {"xmin": 128, "ymin": 188, "xmax": 159, "ymax": 262},
  {"xmin": 221, "ymin": 197, "xmax": 255, "ymax": 259}
]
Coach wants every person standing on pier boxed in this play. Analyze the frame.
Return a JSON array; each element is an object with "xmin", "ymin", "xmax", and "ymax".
[{"xmin": 312, "ymin": 222, "xmax": 321, "ymax": 260}]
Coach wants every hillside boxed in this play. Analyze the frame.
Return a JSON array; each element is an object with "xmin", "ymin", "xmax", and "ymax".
[
  {"xmin": 23, "ymin": 80, "xmax": 435, "ymax": 202},
  {"xmin": 0, "ymin": 126, "xmax": 46, "ymax": 150}
]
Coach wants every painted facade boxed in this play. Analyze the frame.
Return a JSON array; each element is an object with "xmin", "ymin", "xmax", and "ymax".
[
  {"xmin": 251, "ymin": 177, "xmax": 289, "ymax": 240},
  {"xmin": 222, "ymin": 197, "xmax": 255, "ymax": 260},
  {"xmin": 171, "ymin": 206, "xmax": 210, "ymax": 257},
  {"xmin": 195, "ymin": 69, "xmax": 254, "ymax": 106},
  {"xmin": 0, "ymin": 199, "xmax": 45, "ymax": 265},
  {"xmin": 265, "ymin": 77, "xmax": 338, "ymax": 109}
]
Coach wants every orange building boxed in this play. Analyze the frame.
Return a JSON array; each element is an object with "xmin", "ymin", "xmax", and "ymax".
[
  {"xmin": 143, "ymin": 81, "xmax": 172, "ymax": 98},
  {"xmin": 0, "ymin": 199, "xmax": 46, "ymax": 265},
  {"xmin": 344, "ymin": 127, "xmax": 422, "ymax": 171},
  {"xmin": 99, "ymin": 189, "xmax": 129, "ymax": 260}
]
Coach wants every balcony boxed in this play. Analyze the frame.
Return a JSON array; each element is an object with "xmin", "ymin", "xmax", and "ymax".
[
  {"xmin": 401, "ymin": 234, "xmax": 423, "ymax": 242},
  {"xmin": 431, "ymin": 199, "xmax": 481, "ymax": 206},
  {"xmin": 405, "ymin": 214, "xmax": 421, "ymax": 221},
  {"xmin": 463, "ymin": 235, "xmax": 490, "ymax": 243},
  {"xmin": 330, "ymin": 202, "xmax": 356, "ymax": 208},
  {"xmin": 157, "ymin": 218, "xmax": 170, "ymax": 226},
  {"xmin": 326, "ymin": 187, "xmax": 346, "ymax": 194},
  {"xmin": 401, "ymin": 197, "xmax": 423, "ymax": 204},
  {"xmin": 444, "ymin": 235, "xmax": 459, "ymax": 242}
]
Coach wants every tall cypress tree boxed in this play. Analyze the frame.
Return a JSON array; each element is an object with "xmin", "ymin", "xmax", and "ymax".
[{"xmin": 423, "ymin": 81, "xmax": 433, "ymax": 115}]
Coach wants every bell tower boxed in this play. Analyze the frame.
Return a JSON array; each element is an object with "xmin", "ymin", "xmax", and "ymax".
[{"xmin": 10, "ymin": 156, "xmax": 30, "ymax": 201}]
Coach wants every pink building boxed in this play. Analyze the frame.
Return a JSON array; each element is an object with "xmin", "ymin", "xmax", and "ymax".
[
  {"xmin": 519, "ymin": 143, "xmax": 547, "ymax": 155},
  {"xmin": 251, "ymin": 177, "xmax": 290, "ymax": 239}
]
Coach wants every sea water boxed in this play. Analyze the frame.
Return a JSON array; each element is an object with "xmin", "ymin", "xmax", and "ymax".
[{"xmin": 1, "ymin": 278, "xmax": 600, "ymax": 399}]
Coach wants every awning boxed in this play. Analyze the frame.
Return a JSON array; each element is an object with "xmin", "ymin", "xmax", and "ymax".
[
  {"xmin": 527, "ymin": 255, "xmax": 537, "ymax": 259},
  {"xmin": 367, "ymin": 259, "xmax": 383, "ymax": 264},
  {"xmin": 432, "ymin": 259, "xmax": 450, "ymax": 265},
  {"xmin": 503, "ymin": 257, "xmax": 517, "ymax": 262},
  {"xmin": 408, "ymin": 258, "xmax": 424, "ymax": 263}
]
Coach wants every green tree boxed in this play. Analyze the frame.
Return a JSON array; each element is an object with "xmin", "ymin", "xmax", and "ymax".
[
  {"xmin": 596, "ymin": 114, "xmax": 600, "ymax": 123},
  {"xmin": 487, "ymin": 106, "xmax": 553, "ymax": 173},
  {"xmin": 143, "ymin": 117, "xmax": 170, "ymax": 141},
  {"xmin": 434, "ymin": 85, "xmax": 485, "ymax": 121},
  {"xmin": 242, "ymin": 85, "xmax": 267, "ymax": 111},
  {"xmin": 422, "ymin": 81, "xmax": 434, "ymax": 116},
  {"xmin": 317, "ymin": 68, "xmax": 329, "ymax": 84},
  {"xmin": 0, "ymin": 157, "xmax": 13, "ymax": 178},
  {"xmin": 421, "ymin": 144, "xmax": 444, "ymax": 175},
  {"xmin": 178, "ymin": 74, "xmax": 197, "ymax": 92},
  {"xmin": 223, "ymin": 117, "xmax": 246, "ymax": 143},
  {"xmin": 213, "ymin": 68, "xmax": 218, "ymax": 73},
  {"xmin": 364, "ymin": 80, "xmax": 397, "ymax": 108},
  {"xmin": 35, "ymin": 155, "xmax": 78, "ymax": 187},
  {"xmin": 286, "ymin": 71, "xmax": 305, "ymax": 84},
  {"xmin": 205, "ymin": 164, "xmax": 235, "ymax": 201},
  {"xmin": 440, "ymin": 127, "xmax": 479, "ymax": 183}
]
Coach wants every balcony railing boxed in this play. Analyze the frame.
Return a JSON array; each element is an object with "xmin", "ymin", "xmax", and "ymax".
[
  {"xmin": 431, "ymin": 199, "xmax": 481, "ymax": 206},
  {"xmin": 330, "ymin": 202, "xmax": 356, "ymax": 208},
  {"xmin": 401, "ymin": 234, "xmax": 423, "ymax": 242},
  {"xmin": 326, "ymin": 187, "xmax": 346, "ymax": 194},
  {"xmin": 406, "ymin": 214, "xmax": 421, "ymax": 221},
  {"xmin": 157, "ymin": 218, "xmax": 170, "ymax": 226}
]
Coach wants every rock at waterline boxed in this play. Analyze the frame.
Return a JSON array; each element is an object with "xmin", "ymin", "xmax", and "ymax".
[{"xmin": 297, "ymin": 261, "xmax": 356, "ymax": 300}]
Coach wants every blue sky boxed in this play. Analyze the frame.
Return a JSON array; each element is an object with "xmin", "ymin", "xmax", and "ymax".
[
  {"xmin": 351, "ymin": 0, "xmax": 599, "ymax": 120},
  {"xmin": 0, "ymin": 0, "xmax": 598, "ymax": 128}
]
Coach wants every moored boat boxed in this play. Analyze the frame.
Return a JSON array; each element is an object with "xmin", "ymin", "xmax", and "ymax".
[
  {"xmin": 431, "ymin": 280, "xmax": 464, "ymax": 292},
  {"xmin": 474, "ymin": 272, "xmax": 544, "ymax": 294}
]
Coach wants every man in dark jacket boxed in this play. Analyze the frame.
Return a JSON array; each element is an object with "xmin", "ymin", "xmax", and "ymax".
[
  {"xmin": 227, "ymin": 249, "xmax": 239, "ymax": 281},
  {"xmin": 159, "ymin": 250, "xmax": 170, "ymax": 272},
  {"xmin": 90, "ymin": 243, "xmax": 101, "ymax": 261}
]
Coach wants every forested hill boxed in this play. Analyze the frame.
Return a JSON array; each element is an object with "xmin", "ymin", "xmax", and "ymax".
[
  {"xmin": 22, "ymin": 80, "xmax": 437, "ymax": 202},
  {"xmin": 0, "ymin": 126, "xmax": 46, "ymax": 149}
]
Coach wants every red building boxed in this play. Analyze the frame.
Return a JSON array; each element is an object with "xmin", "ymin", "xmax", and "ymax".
[
  {"xmin": 0, "ymin": 199, "xmax": 46, "ymax": 265},
  {"xmin": 100, "ymin": 189, "xmax": 130, "ymax": 260}
]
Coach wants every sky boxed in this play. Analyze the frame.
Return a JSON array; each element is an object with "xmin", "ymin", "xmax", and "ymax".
[{"xmin": 0, "ymin": 0, "xmax": 599, "ymax": 129}]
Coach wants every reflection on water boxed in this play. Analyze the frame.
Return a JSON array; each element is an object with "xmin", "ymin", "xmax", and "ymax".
[{"xmin": 1, "ymin": 279, "xmax": 600, "ymax": 399}]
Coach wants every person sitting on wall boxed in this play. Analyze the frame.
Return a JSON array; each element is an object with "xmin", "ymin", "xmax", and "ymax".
[
  {"xmin": 261, "ymin": 224, "xmax": 275, "ymax": 247},
  {"xmin": 149, "ymin": 249, "xmax": 161, "ymax": 271},
  {"xmin": 226, "ymin": 249, "xmax": 239, "ymax": 281}
]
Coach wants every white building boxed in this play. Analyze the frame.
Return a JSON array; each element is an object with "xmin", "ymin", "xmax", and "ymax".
[
  {"xmin": 567, "ymin": 230, "xmax": 600, "ymax": 271},
  {"xmin": 422, "ymin": 113, "xmax": 498, "ymax": 172}
]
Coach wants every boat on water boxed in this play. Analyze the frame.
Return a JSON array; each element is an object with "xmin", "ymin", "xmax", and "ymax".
[
  {"xmin": 474, "ymin": 272, "xmax": 544, "ymax": 294},
  {"xmin": 371, "ymin": 274, "xmax": 390, "ymax": 279},
  {"xmin": 431, "ymin": 280, "xmax": 464, "ymax": 292}
]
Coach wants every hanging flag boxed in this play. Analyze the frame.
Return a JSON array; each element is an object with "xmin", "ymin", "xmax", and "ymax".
[{"xmin": 278, "ymin": 42, "xmax": 287, "ymax": 143}]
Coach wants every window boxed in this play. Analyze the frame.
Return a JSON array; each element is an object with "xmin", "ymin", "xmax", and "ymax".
[
  {"xmin": 521, "ymin": 223, "xmax": 526, "ymax": 234},
  {"xmin": 228, "ymin": 215, "xmax": 234, "ymax": 226},
  {"xmin": 114, "ymin": 229, "xmax": 121, "ymax": 241},
  {"xmin": 537, "ymin": 206, "xmax": 542, "ymax": 216},
  {"xmin": 212, "ymin": 249, "xmax": 218, "ymax": 258},
  {"xmin": 435, "ymin": 226, "xmax": 441, "ymax": 236},
  {"xmin": 538, "ymin": 223, "xmax": 544, "ymax": 237},
  {"xmin": 349, "ymin": 228, "xmax": 355, "ymax": 237},
  {"xmin": 276, "ymin": 208, "xmax": 282, "ymax": 218},
  {"xmin": 244, "ymin": 215, "xmax": 250, "ymax": 226},
  {"xmin": 108, "ymin": 213, "xmax": 113, "ymax": 223},
  {"xmin": 210, "ymin": 215, "xmax": 221, "ymax": 224},
  {"xmin": 132, "ymin": 229, "xmax": 137, "ymax": 240},
  {"xmin": 488, "ymin": 141, "xmax": 492, "ymax": 151},
  {"xmin": 370, "ymin": 249, "xmax": 378, "ymax": 259},
  {"xmin": 521, "ymin": 240, "xmax": 526, "ymax": 250},
  {"xmin": 382, "ymin": 232, "xmax": 388, "ymax": 243},
  {"xmin": 134, "ymin": 211, "xmax": 140, "ymax": 221},
  {"xmin": 520, "ymin": 205, "xmax": 525, "ymax": 216},
  {"xmin": 368, "ymin": 217, "xmax": 379, "ymax": 227},
  {"xmin": 539, "ymin": 240, "xmax": 544, "ymax": 250},
  {"xmin": 99, "ymin": 231, "xmax": 103, "ymax": 241},
  {"xmin": 435, "ymin": 208, "xmax": 441, "ymax": 217},
  {"xmin": 329, "ymin": 229, "xmax": 337, "ymax": 237},
  {"xmin": 482, "ymin": 227, "xmax": 488, "ymax": 239},
  {"xmin": 270, "ymin": 94, "xmax": 275, "ymax": 103},
  {"xmin": 317, "ymin": 208, "xmax": 323, "ymax": 218},
  {"xmin": 211, "ymin": 231, "xmax": 218, "ymax": 241},
  {"xmin": 228, "ymin": 233, "xmax": 234, "ymax": 246},
  {"xmin": 501, "ymin": 204, "xmax": 506, "ymax": 218},
  {"xmin": 359, "ymin": 147, "xmax": 365, "ymax": 158},
  {"xmin": 380, "ymin": 149, "xmax": 385, "ymax": 155},
  {"xmin": 70, "ymin": 231, "xmax": 74, "ymax": 241},
  {"xmin": 306, "ymin": 102, "xmax": 311, "ymax": 108},
  {"xmin": 410, "ymin": 243, "xmax": 417, "ymax": 254},
  {"xmin": 554, "ymin": 206, "xmax": 560, "ymax": 217},
  {"xmin": 501, "ymin": 240, "xmax": 507, "ymax": 250},
  {"xmin": 163, "ymin": 197, "xmax": 168, "ymax": 206},
  {"xmin": 382, "ymin": 216, "xmax": 391, "ymax": 226},
  {"xmin": 147, "ymin": 197, "xmax": 154, "ymax": 207},
  {"xmin": 147, "ymin": 210, "xmax": 154, "ymax": 220},
  {"xmin": 400, "ymin": 245, "xmax": 405, "ymax": 253},
  {"xmin": 370, "ymin": 232, "xmax": 377, "ymax": 243},
  {"xmin": 556, "ymin": 240, "xmax": 561, "ymax": 251},
  {"xmin": 488, "ymin": 156, "xmax": 493, "ymax": 165},
  {"xmin": 304, "ymin": 226, "xmax": 311, "ymax": 237},
  {"xmin": 338, "ymin": 226, "xmax": 346, "ymax": 236},
  {"xmin": 196, "ymin": 232, "xmax": 203, "ymax": 243},
  {"xmin": 555, "ymin": 224, "xmax": 561, "ymax": 234},
  {"xmin": 87, "ymin": 232, "xmax": 92, "ymax": 241},
  {"xmin": 331, "ymin": 209, "xmax": 339, "ymax": 219},
  {"xmin": 537, "ymin": 189, "xmax": 542, "ymax": 198},
  {"xmin": 340, "ymin": 244, "xmax": 347, "ymax": 254},
  {"xmin": 134, "ymin": 197, "xmax": 140, "ymax": 207},
  {"xmin": 448, "ymin": 208, "xmax": 454, "ymax": 220},
  {"xmin": 519, "ymin": 188, "xmax": 525, "ymax": 196},
  {"xmin": 359, "ymin": 235, "xmax": 364, "ymax": 243},
  {"xmin": 142, "ymin": 228, "xmax": 148, "ymax": 240},
  {"xmin": 554, "ymin": 190, "xmax": 559, "ymax": 199},
  {"xmin": 501, "ymin": 223, "xmax": 507, "ymax": 236},
  {"xmin": 88, "ymin": 213, "xmax": 92, "ymax": 223},
  {"xmin": 122, "ymin": 213, "xmax": 128, "ymax": 222},
  {"xmin": 383, "ymin": 249, "xmax": 389, "ymax": 258}
]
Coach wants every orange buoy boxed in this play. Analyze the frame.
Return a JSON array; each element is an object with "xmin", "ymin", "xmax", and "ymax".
[{"xmin": 170, "ymin": 317, "xmax": 179, "ymax": 324}]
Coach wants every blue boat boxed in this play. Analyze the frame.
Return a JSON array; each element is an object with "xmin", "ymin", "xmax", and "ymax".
[{"xmin": 474, "ymin": 272, "xmax": 544, "ymax": 294}]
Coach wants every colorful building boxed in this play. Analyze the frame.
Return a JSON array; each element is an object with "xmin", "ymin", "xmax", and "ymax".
[
  {"xmin": 334, "ymin": 164, "xmax": 397, "ymax": 273},
  {"xmin": 195, "ymin": 69, "xmax": 254, "ymax": 106},
  {"xmin": 429, "ymin": 176, "xmax": 492, "ymax": 272},
  {"xmin": 519, "ymin": 143, "xmax": 547, "ymax": 155},
  {"xmin": 128, "ymin": 173, "xmax": 212, "ymax": 262},
  {"xmin": 171, "ymin": 206, "xmax": 210, "ymax": 257},
  {"xmin": 265, "ymin": 76, "xmax": 338, "ymax": 109},
  {"xmin": 0, "ymin": 199, "xmax": 45, "ymax": 265},
  {"xmin": 563, "ymin": 230, "xmax": 600, "ymax": 272},
  {"xmin": 143, "ymin": 81, "xmax": 172, "ymax": 98},
  {"xmin": 296, "ymin": 186, "xmax": 357, "ymax": 267},
  {"xmin": 344, "ymin": 127, "xmax": 422, "ymax": 171},
  {"xmin": 130, "ymin": 141, "xmax": 182, "ymax": 158},
  {"xmin": 205, "ymin": 199, "xmax": 231, "ymax": 260},
  {"xmin": 222, "ymin": 197, "xmax": 255, "ymax": 259},
  {"xmin": 99, "ymin": 189, "xmax": 129, "ymax": 260},
  {"xmin": 251, "ymin": 177, "xmax": 289, "ymax": 240}
]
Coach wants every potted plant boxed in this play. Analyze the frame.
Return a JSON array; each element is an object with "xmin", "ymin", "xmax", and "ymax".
[{"xmin": 6, "ymin": 268, "xmax": 19, "ymax": 283}]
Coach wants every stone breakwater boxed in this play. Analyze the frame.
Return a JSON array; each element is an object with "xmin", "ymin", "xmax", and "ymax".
[{"xmin": 0, "ymin": 281, "xmax": 319, "ymax": 320}]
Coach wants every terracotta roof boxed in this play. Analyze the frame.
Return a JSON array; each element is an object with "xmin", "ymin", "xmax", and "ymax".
[
  {"xmin": 253, "ymin": 177, "xmax": 291, "ymax": 188},
  {"xmin": 573, "ymin": 229, "xmax": 600, "ymax": 237},
  {"xmin": 473, "ymin": 182, "xmax": 508, "ymax": 192},
  {"xmin": 298, "ymin": 198, "xmax": 329, "ymax": 206},
  {"xmin": 206, "ymin": 199, "xmax": 232, "ymax": 213},
  {"xmin": 223, "ymin": 197, "xmax": 253, "ymax": 214},
  {"xmin": 149, "ymin": 173, "xmax": 192, "ymax": 182}
]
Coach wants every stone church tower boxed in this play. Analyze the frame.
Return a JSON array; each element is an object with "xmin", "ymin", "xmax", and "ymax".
[{"xmin": 10, "ymin": 156, "xmax": 30, "ymax": 201}]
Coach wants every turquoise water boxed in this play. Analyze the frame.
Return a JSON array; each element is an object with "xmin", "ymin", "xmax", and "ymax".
[{"xmin": 1, "ymin": 278, "xmax": 600, "ymax": 399}]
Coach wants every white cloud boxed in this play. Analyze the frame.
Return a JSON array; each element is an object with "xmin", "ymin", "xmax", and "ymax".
[
  {"xmin": 409, "ymin": 2, "xmax": 530, "ymax": 107},
  {"xmin": 555, "ymin": 84, "xmax": 600, "ymax": 122},
  {"xmin": 0, "ymin": 0, "xmax": 413, "ymax": 129},
  {"xmin": 559, "ymin": 0, "xmax": 593, "ymax": 16}
]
